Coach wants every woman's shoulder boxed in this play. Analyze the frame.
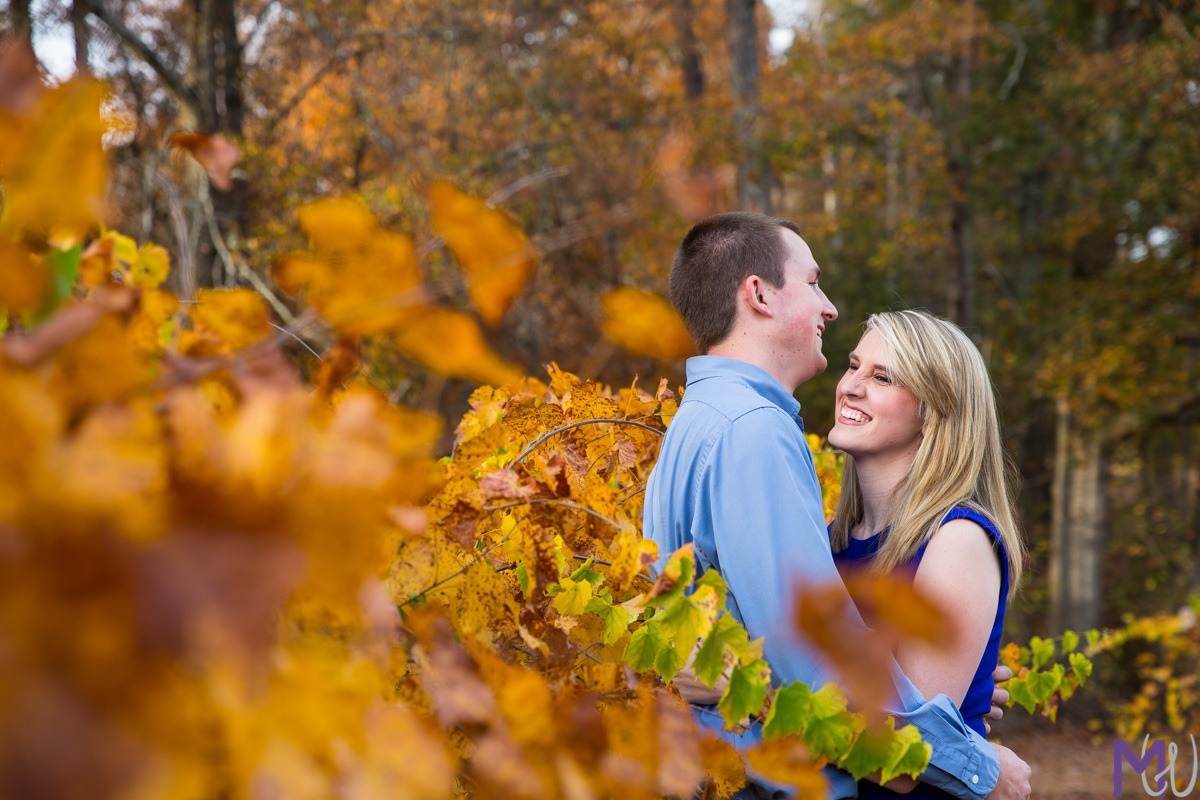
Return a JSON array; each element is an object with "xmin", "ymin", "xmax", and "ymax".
[
  {"xmin": 916, "ymin": 506, "xmax": 1007, "ymax": 594},
  {"xmin": 933, "ymin": 506, "xmax": 1008, "ymax": 559}
]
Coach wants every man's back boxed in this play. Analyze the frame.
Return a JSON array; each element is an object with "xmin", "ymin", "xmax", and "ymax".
[{"xmin": 644, "ymin": 355, "xmax": 834, "ymax": 691}]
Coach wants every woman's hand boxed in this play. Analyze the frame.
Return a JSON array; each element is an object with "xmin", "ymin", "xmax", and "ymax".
[
  {"xmin": 672, "ymin": 641, "xmax": 729, "ymax": 706},
  {"xmin": 673, "ymin": 665, "xmax": 726, "ymax": 705}
]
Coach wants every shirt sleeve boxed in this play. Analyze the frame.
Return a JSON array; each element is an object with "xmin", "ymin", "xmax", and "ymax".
[
  {"xmin": 891, "ymin": 691, "xmax": 999, "ymax": 797},
  {"xmin": 698, "ymin": 408, "xmax": 1000, "ymax": 798}
]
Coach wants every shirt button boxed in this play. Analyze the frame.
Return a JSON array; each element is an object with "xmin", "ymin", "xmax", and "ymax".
[{"xmin": 971, "ymin": 775, "xmax": 979, "ymax": 785}]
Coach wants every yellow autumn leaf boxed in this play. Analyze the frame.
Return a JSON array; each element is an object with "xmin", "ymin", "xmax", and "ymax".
[
  {"xmin": 130, "ymin": 288, "xmax": 180, "ymax": 353},
  {"xmin": 427, "ymin": 180, "xmax": 535, "ymax": 326},
  {"xmin": 0, "ymin": 77, "xmax": 107, "ymax": 236},
  {"xmin": 551, "ymin": 575, "xmax": 593, "ymax": 616},
  {"xmin": 322, "ymin": 230, "xmax": 426, "ymax": 335},
  {"xmin": 187, "ymin": 288, "xmax": 272, "ymax": 354},
  {"xmin": 601, "ymin": 287, "xmax": 694, "ymax": 360},
  {"xmin": 129, "ymin": 243, "xmax": 170, "ymax": 289},
  {"xmin": 394, "ymin": 309, "xmax": 522, "ymax": 386}
]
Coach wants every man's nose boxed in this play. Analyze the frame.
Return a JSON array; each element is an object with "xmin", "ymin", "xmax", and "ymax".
[{"xmin": 821, "ymin": 291, "xmax": 838, "ymax": 321}]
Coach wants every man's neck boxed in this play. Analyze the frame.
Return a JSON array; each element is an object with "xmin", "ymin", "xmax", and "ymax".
[{"xmin": 705, "ymin": 340, "xmax": 798, "ymax": 393}]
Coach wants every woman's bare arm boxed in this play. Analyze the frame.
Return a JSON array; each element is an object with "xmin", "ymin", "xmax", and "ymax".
[{"xmin": 896, "ymin": 518, "xmax": 1002, "ymax": 707}]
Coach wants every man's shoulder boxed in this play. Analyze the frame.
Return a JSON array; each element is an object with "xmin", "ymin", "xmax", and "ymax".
[{"xmin": 679, "ymin": 374, "xmax": 793, "ymax": 426}]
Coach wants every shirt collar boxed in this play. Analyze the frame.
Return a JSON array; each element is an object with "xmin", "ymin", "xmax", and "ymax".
[{"xmin": 684, "ymin": 355, "xmax": 802, "ymax": 417}]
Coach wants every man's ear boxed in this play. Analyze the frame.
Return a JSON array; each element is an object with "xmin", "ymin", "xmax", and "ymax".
[{"xmin": 742, "ymin": 275, "xmax": 773, "ymax": 318}]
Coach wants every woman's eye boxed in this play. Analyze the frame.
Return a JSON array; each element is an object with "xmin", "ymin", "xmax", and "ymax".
[{"xmin": 874, "ymin": 373, "xmax": 891, "ymax": 384}]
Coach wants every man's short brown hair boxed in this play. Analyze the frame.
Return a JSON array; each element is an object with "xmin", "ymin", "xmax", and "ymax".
[{"xmin": 669, "ymin": 212, "xmax": 802, "ymax": 353}]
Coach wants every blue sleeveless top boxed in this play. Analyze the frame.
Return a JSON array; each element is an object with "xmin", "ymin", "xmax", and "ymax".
[{"xmin": 832, "ymin": 506, "xmax": 1010, "ymax": 800}]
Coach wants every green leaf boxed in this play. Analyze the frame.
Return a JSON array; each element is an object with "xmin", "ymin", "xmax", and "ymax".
[
  {"xmin": 762, "ymin": 681, "xmax": 814, "ymax": 740},
  {"xmin": 569, "ymin": 556, "xmax": 605, "ymax": 590},
  {"xmin": 838, "ymin": 721, "xmax": 902, "ymax": 781},
  {"xmin": 515, "ymin": 562, "xmax": 529, "ymax": 599},
  {"xmin": 1007, "ymin": 675, "xmax": 1037, "ymax": 714},
  {"xmin": 693, "ymin": 613, "xmax": 749, "ymax": 687},
  {"xmin": 650, "ymin": 549, "xmax": 695, "ymax": 608},
  {"xmin": 1029, "ymin": 636, "xmax": 1055, "ymax": 670},
  {"xmin": 882, "ymin": 725, "xmax": 931, "ymax": 784},
  {"xmin": 1060, "ymin": 630, "xmax": 1079, "ymax": 654},
  {"xmin": 801, "ymin": 684, "xmax": 858, "ymax": 762},
  {"xmin": 657, "ymin": 590, "xmax": 708, "ymax": 652},
  {"xmin": 694, "ymin": 568, "xmax": 728, "ymax": 613},
  {"xmin": 655, "ymin": 641, "xmax": 688, "ymax": 682},
  {"xmin": 718, "ymin": 659, "xmax": 770, "ymax": 727},
  {"xmin": 625, "ymin": 622, "xmax": 665, "ymax": 673},
  {"xmin": 45, "ymin": 243, "xmax": 81, "ymax": 307},
  {"xmin": 1026, "ymin": 664, "xmax": 1064, "ymax": 704},
  {"xmin": 1086, "ymin": 629, "xmax": 1101, "ymax": 649},
  {"xmin": 551, "ymin": 575, "xmax": 593, "ymax": 616},
  {"xmin": 585, "ymin": 596, "xmax": 632, "ymax": 645},
  {"xmin": 1068, "ymin": 652, "xmax": 1093, "ymax": 681}
]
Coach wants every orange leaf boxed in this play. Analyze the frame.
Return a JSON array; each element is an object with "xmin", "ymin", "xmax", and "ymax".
[
  {"xmin": 742, "ymin": 737, "xmax": 825, "ymax": 797},
  {"xmin": 841, "ymin": 571, "xmax": 955, "ymax": 650},
  {"xmin": 297, "ymin": 196, "xmax": 376, "ymax": 253},
  {"xmin": 601, "ymin": 287, "xmax": 694, "ymax": 360},
  {"xmin": 655, "ymin": 689, "xmax": 705, "ymax": 797},
  {"xmin": 169, "ymin": 131, "xmax": 239, "ymax": 192},
  {"xmin": 700, "ymin": 734, "xmax": 748, "ymax": 800},
  {"xmin": 393, "ymin": 309, "xmax": 522, "ymax": 386},
  {"xmin": 794, "ymin": 579, "xmax": 895, "ymax": 715},
  {"xmin": 428, "ymin": 180, "xmax": 536, "ymax": 326},
  {"xmin": 273, "ymin": 252, "xmax": 332, "ymax": 297},
  {"xmin": 0, "ymin": 237, "xmax": 47, "ymax": 314},
  {"xmin": 655, "ymin": 130, "xmax": 735, "ymax": 223}
]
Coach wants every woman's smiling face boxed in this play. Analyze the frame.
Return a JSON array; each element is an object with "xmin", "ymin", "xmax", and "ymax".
[{"xmin": 827, "ymin": 329, "xmax": 925, "ymax": 462}]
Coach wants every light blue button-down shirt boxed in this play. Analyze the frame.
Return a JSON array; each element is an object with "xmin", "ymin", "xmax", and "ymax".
[{"xmin": 644, "ymin": 356, "xmax": 999, "ymax": 799}]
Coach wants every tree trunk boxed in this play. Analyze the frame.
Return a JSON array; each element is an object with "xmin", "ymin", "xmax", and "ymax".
[
  {"xmin": 672, "ymin": 0, "xmax": 705, "ymax": 100},
  {"xmin": 185, "ymin": 0, "xmax": 246, "ymax": 288},
  {"xmin": 726, "ymin": 0, "xmax": 770, "ymax": 212},
  {"xmin": 71, "ymin": 0, "xmax": 90, "ymax": 76},
  {"xmin": 946, "ymin": 0, "xmax": 975, "ymax": 330},
  {"xmin": 10, "ymin": 0, "xmax": 34, "ymax": 56},
  {"xmin": 1049, "ymin": 396, "xmax": 1108, "ymax": 634}
]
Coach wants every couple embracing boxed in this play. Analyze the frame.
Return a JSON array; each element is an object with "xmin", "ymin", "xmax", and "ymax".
[{"xmin": 643, "ymin": 213, "xmax": 1033, "ymax": 800}]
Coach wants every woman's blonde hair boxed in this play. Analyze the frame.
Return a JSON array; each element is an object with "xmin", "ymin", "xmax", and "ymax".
[{"xmin": 829, "ymin": 310, "xmax": 1024, "ymax": 597}]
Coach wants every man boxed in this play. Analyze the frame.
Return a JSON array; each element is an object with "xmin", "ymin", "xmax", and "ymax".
[{"xmin": 644, "ymin": 213, "xmax": 1031, "ymax": 800}]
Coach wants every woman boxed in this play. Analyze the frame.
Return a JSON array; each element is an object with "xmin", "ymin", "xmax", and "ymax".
[{"xmin": 827, "ymin": 310, "xmax": 1025, "ymax": 798}]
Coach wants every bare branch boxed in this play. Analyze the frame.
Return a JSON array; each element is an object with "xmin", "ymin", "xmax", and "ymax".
[
  {"xmin": 81, "ymin": 0, "xmax": 200, "ymax": 117},
  {"xmin": 481, "ymin": 498, "xmax": 624, "ymax": 532},
  {"xmin": 487, "ymin": 167, "xmax": 571, "ymax": 206},
  {"xmin": 200, "ymin": 182, "xmax": 296, "ymax": 322},
  {"xmin": 512, "ymin": 418, "xmax": 664, "ymax": 465}
]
